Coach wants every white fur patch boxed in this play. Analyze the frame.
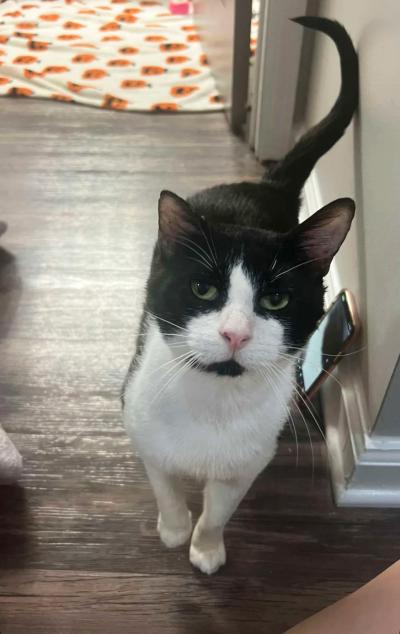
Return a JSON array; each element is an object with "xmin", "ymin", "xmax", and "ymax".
[{"xmin": 123, "ymin": 262, "xmax": 295, "ymax": 482}]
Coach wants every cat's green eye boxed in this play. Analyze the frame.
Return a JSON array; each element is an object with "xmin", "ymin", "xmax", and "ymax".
[
  {"xmin": 260, "ymin": 293, "xmax": 290, "ymax": 311},
  {"xmin": 191, "ymin": 281, "xmax": 219, "ymax": 301}
]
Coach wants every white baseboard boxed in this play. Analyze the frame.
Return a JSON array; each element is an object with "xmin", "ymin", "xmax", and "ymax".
[{"xmin": 303, "ymin": 173, "xmax": 400, "ymax": 507}]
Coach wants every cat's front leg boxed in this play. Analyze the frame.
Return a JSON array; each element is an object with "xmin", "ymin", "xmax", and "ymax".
[
  {"xmin": 144, "ymin": 461, "xmax": 192, "ymax": 548},
  {"xmin": 190, "ymin": 474, "xmax": 256, "ymax": 575}
]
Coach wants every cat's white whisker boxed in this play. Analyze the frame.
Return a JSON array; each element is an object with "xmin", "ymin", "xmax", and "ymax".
[
  {"xmin": 200, "ymin": 224, "xmax": 219, "ymax": 271},
  {"xmin": 187, "ymin": 256, "xmax": 213, "ymax": 271},
  {"xmin": 286, "ymin": 345, "xmax": 365, "ymax": 358},
  {"xmin": 258, "ymin": 367, "xmax": 300, "ymax": 468},
  {"xmin": 136, "ymin": 332, "xmax": 187, "ymax": 338},
  {"xmin": 166, "ymin": 343, "xmax": 190, "ymax": 351},
  {"xmin": 270, "ymin": 357, "xmax": 326, "ymax": 442},
  {"xmin": 293, "ymin": 383, "xmax": 326, "ymax": 442},
  {"xmin": 152, "ymin": 355, "xmax": 195, "ymax": 406},
  {"xmin": 174, "ymin": 236, "xmax": 214, "ymax": 271},
  {"xmin": 279, "ymin": 349, "xmax": 345, "ymax": 394},
  {"xmin": 145, "ymin": 311, "xmax": 188, "ymax": 332},
  {"xmin": 208, "ymin": 228, "xmax": 219, "ymax": 269},
  {"xmin": 271, "ymin": 257, "xmax": 324, "ymax": 281},
  {"xmin": 178, "ymin": 234, "xmax": 214, "ymax": 265},
  {"xmin": 268, "ymin": 361, "xmax": 316, "ymax": 478},
  {"xmin": 293, "ymin": 395, "xmax": 315, "ymax": 481},
  {"xmin": 286, "ymin": 414, "xmax": 300, "ymax": 467},
  {"xmin": 146, "ymin": 350, "xmax": 193, "ymax": 379},
  {"xmin": 150, "ymin": 356, "xmax": 190, "ymax": 406},
  {"xmin": 269, "ymin": 251, "xmax": 279, "ymax": 272}
]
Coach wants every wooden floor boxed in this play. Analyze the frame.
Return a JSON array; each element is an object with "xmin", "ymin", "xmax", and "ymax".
[{"xmin": 0, "ymin": 99, "xmax": 399, "ymax": 634}]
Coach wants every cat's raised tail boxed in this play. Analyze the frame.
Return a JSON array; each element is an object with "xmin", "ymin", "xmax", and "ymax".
[{"xmin": 266, "ymin": 16, "xmax": 358, "ymax": 191}]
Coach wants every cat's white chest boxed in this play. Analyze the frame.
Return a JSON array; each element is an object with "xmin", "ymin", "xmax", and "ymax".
[{"xmin": 123, "ymin": 327, "xmax": 295, "ymax": 481}]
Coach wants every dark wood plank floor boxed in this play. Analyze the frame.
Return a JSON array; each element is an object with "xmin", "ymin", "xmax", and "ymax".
[{"xmin": 0, "ymin": 99, "xmax": 399, "ymax": 634}]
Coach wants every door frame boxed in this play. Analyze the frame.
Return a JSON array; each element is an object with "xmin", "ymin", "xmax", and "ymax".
[{"xmin": 249, "ymin": 0, "xmax": 308, "ymax": 160}]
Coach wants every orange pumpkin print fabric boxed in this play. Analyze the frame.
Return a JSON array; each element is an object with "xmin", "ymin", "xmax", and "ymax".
[{"xmin": 0, "ymin": 0, "xmax": 223, "ymax": 112}]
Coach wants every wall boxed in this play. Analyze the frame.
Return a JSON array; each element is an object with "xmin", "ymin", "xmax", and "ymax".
[{"xmin": 300, "ymin": 0, "xmax": 400, "ymax": 430}]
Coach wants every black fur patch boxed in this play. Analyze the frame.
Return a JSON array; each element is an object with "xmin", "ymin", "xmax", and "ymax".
[
  {"xmin": 123, "ymin": 17, "xmax": 358, "ymax": 389},
  {"xmin": 194, "ymin": 359, "xmax": 245, "ymax": 377}
]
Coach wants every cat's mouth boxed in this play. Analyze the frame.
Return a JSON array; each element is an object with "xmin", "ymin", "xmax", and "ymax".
[{"xmin": 193, "ymin": 359, "xmax": 245, "ymax": 377}]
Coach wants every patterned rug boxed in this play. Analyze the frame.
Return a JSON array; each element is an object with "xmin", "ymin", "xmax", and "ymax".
[{"xmin": 0, "ymin": 0, "xmax": 223, "ymax": 112}]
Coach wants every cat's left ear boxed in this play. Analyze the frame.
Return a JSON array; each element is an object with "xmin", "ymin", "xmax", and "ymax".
[
  {"xmin": 291, "ymin": 198, "xmax": 355, "ymax": 276},
  {"xmin": 158, "ymin": 190, "xmax": 198, "ymax": 241}
]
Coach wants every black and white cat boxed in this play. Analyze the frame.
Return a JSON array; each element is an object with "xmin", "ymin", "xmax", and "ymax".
[{"xmin": 123, "ymin": 17, "xmax": 358, "ymax": 574}]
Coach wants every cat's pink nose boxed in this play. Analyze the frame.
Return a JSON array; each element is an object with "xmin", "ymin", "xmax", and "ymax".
[{"xmin": 220, "ymin": 329, "xmax": 251, "ymax": 351}]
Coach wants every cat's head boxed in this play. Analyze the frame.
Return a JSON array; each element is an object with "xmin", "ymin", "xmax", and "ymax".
[{"xmin": 147, "ymin": 191, "xmax": 354, "ymax": 377}]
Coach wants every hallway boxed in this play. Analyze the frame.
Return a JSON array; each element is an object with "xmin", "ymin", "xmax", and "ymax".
[{"xmin": 0, "ymin": 99, "xmax": 398, "ymax": 633}]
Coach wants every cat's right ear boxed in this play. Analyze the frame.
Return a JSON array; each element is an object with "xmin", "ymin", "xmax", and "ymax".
[{"xmin": 158, "ymin": 190, "xmax": 197, "ymax": 242}]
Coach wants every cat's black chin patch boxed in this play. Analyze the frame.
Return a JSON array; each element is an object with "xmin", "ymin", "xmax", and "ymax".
[{"xmin": 197, "ymin": 359, "xmax": 245, "ymax": 377}]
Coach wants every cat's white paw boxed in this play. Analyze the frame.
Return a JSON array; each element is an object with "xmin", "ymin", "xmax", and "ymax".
[
  {"xmin": 189, "ymin": 540, "xmax": 226, "ymax": 575},
  {"xmin": 157, "ymin": 511, "xmax": 192, "ymax": 549}
]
